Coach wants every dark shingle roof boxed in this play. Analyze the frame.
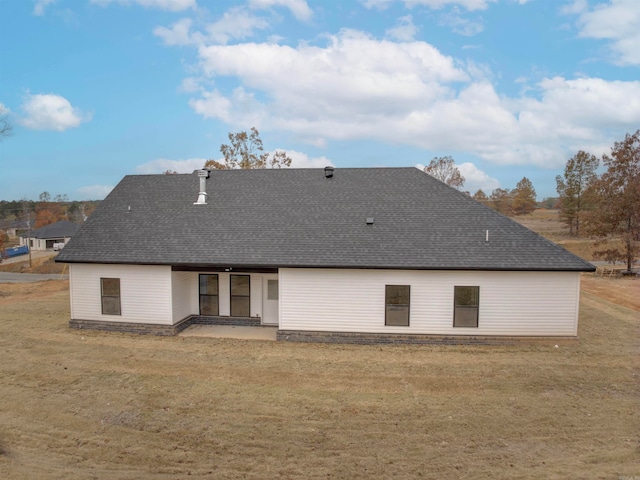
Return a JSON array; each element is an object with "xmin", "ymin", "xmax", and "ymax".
[
  {"xmin": 57, "ymin": 168, "xmax": 594, "ymax": 271},
  {"xmin": 0, "ymin": 219, "xmax": 29, "ymax": 230},
  {"xmin": 29, "ymin": 220, "xmax": 79, "ymax": 239}
]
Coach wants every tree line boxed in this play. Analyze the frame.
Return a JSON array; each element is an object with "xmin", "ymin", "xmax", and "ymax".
[
  {"xmin": 556, "ymin": 130, "xmax": 639, "ymax": 272},
  {"xmin": 423, "ymin": 156, "xmax": 538, "ymax": 216},
  {"xmin": 0, "ymin": 195, "xmax": 99, "ymax": 229}
]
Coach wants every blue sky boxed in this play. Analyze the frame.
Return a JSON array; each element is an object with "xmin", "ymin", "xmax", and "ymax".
[{"xmin": 1, "ymin": 0, "xmax": 639, "ymax": 201}]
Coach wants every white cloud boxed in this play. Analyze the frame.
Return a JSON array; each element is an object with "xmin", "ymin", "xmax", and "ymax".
[
  {"xmin": 385, "ymin": 15, "xmax": 419, "ymax": 41},
  {"xmin": 205, "ymin": 7, "xmax": 270, "ymax": 44},
  {"xmin": 154, "ymin": 8, "xmax": 269, "ymax": 46},
  {"xmin": 179, "ymin": 77, "xmax": 202, "ymax": 93},
  {"xmin": 192, "ymin": 30, "xmax": 469, "ymax": 146},
  {"xmin": 20, "ymin": 93, "xmax": 90, "ymax": 131},
  {"xmin": 249, "ymin": 0, "xmax": 313, "ymax": 21},
  {"xmin": 286, "ymin": 150, "xmax": 333, "ymax": 168},
  {"xmin": 438, "ymin": 8, "xmax": 484, "ymax": 36},
  {"xmin": 569, "ymin": 0, "xmax": 640, "ymax": 65},
  {"xmin": 0, "ymin": 103, "xmax": 9, "ymax": 115},
  {"xmin": 360, "ymin": 0, "xmax": 394, "ymax": 9},
  {"xmin": 362, "ymin": 0, "xmax": 497, "ymax": 11},
  {"xmin": 457, "ymin": 162, "xmax": 500, "ymax": 193},
  {"xmin": 90, "ymin": 0, "xmax": 196, "ymax": 11},
  {"xmin": 136, "ymin": 158, "xmax": 208, "ymax": 174},
  {"xmin": 154, "ymin": 18, "xmax": 201, "ymax": 46},
  {"xmin": 77, "ymin": 185, "xmax": 114, "ymax": 199},
  {"xmin": 561, "ymin": 0, "xmax": 588, "ymax": 15},
  {"xmin": 182, "ymin": 28, "xmax": 640, "ymax": 169},
  {"xmin": 33, "ymin": 0, "xmax": 56, "ymax": 16}
]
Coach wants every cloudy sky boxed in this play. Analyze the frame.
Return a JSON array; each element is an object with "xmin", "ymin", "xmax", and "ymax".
[{"xmin": 1, "ymin": 0, "xmax": 639, "ymax": 200}]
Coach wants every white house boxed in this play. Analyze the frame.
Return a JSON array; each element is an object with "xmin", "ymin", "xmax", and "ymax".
[
  {"xmin": 20, "ymin": 220, "xmax": 78, "ymax": 251},
  {"xmin": 56, "ymin": 168, "xmax": 594, "ymax": 343},
  {"xmin": 0, "ymin": 219, "xmax": 29, "ymax": 239}
]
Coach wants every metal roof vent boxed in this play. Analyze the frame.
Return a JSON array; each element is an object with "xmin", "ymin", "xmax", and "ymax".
[
  {"xmin": 366, "ymin": 217, "xmax": 374, "ymax": 225},
  {"xmin": 324, "ymin": 166, "xmax": 334, "ymax": 178},
  {"xmin": 194, "ymin": 169, "xmax": 210, "ymax": 205}
]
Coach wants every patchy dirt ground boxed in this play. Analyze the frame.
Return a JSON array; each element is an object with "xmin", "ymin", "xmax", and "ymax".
[{"xmin": 0, "ymin": 279, "xmax": 638, "ymax": 479}]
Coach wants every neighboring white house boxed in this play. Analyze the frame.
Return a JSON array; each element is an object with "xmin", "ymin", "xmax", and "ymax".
[
  {"xmin": 56, "ymin": 168, "xmax": 595, "ymax": 343},
  {"xmin": 0, "ymin": 219, "xmax": 29, "ymax": 239},
  {"xmin": 20, "ymin": 220, "xmax": 79, "ymax": 251}
]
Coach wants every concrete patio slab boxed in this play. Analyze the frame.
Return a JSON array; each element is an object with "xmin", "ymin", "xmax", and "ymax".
[{"xmin": 179, "ymin": 325, "xmax": 277, "ymax": 341}]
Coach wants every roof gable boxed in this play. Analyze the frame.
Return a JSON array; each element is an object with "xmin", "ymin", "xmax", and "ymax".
[{"xmin": 57, "ymin": 168, "xmax": 594, "ymax": 272}]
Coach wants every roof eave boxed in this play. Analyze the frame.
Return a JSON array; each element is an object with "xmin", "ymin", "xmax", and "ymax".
[{"xmin": 55, "ymin": 258, "xmax": 596, "ymax": 272}]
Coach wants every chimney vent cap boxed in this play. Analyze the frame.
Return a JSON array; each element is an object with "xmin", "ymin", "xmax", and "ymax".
[{"xmin": 194, "ymin": 169, "xmax": 209, "ymax": 205}]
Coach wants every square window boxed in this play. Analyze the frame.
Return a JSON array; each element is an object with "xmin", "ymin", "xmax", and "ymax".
[
  {"xmin": 385, "ymin": 285, "xmax": 410, "ymax": 326},
  {"xmin": 230, "ymin": 275, "xmax": 250, "ymax": 317},
  {"xmin": 101, "ymin": 278, "xmax": 121, "ymax": 315},
  {"xmin": 267, "ymin": 279, "xmax": 278, "ymax": 301},
  {"xmin": 454, "ymin": 286, "xmax": 479, "ymax": 328},
  {"xmin": 231, "ymin": 275, "xmax": 250, "ymax": 296},
  {"xmin": 199, "ymin": 274, "xmax": 219, "ymax": 316}
]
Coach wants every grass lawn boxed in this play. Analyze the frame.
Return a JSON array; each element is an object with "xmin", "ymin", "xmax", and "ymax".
[{"xmin": 0, "ymin": 278, "xmax": 638, "ymax": 479}]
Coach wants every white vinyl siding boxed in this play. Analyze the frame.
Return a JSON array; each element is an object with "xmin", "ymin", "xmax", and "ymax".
[
  {"xmin": 19, "ymin": 236, "xmax": 72, "ymax": 251},
  {"xmin": 280, "ymin": 269, "xmax": 580, "ymax": 336},
  {"xmin": 171, "ymin": 271, "xmax": 193, "ymax": 322},
  {"xmin": 69, "ymin": 267, "xmax": 269, "ymax": 325},
  {"xmin": 69, "ymin": 264, "xmax": 173, "ymax": 325}
]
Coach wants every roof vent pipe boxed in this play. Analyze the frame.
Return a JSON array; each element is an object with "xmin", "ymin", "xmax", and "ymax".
[
  {"xmin": 194, "ymin": 169, "xmax": 210, "ymax": 205},
  {"xmin": 485, "ymin": 229, "xmax": 489, "ymax": 243},
  {"xmin": 324, "ymin": 166, "xmax": 334, "ymax": 178}
]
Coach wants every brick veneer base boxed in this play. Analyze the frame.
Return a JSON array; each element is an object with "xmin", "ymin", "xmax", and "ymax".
[
  {"xmin": 69, "ymin": 315, "xmax": 261, "ymax": 336},
  {"xmin": 276, "ymin": 330, "xmax": 578, "ymax": 346},
  {"xmin": 68, "ymin": 319, "xmax": 578, "ymax": 344}
]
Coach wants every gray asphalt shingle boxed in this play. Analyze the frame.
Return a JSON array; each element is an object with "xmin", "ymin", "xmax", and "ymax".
[
  {"xmin": 56, "ymin": 168, "xmax": 594, "ymax": 271},
  {"xmin": 28, "ymin": 220, "xmax": 79, "ymax": 239}
]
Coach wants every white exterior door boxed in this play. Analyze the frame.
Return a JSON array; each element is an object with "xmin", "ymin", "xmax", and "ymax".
[{"xmin": 262, "ymin": 275, "xmax": 279, "ymax": 325}]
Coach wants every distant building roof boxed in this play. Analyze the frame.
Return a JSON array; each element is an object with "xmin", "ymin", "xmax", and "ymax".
[
  {"xmin": 0, "ymin": 219, "xmax": 29, "ymax": 230},
  {"xmin": 57, "ymin": 168, "xmax": 594, "ymax": 272},
  {"xmin": 28, "ymin": 220, "xmax": 79, "ymax": 239}
]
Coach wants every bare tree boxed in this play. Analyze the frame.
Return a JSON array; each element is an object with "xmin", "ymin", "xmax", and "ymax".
[
  {"xmin": 423, "ymin": 156, "xmax": 465, "ymax": 189},
  {"xmin": 584, "ymin": 130, "xmax": 640, "ymax": 273},
  {"xmin": 0, "ymin": 114, "xmax": 12, "ymax": 140},
  {"xmin": 204, "ymin": 127, "xmax": 292, "ymax": 170}
]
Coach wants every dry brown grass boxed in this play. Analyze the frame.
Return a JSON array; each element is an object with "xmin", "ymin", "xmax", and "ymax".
[
  {"xmin": 512, "ymin": 209, "xmax": 603, "ymax": 261},
  {"xmin": 0, "ymin": 253, "xmax": 67, "ymax": 274},
  {"xmin": 0, "ymin": 279, "xmax": 638, "ymax": 479}
]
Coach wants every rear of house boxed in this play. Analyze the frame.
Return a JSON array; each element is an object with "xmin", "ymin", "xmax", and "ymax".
[{"xmin": 57, "ymin": 168, "xmax": 594, "ymax": 343}]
